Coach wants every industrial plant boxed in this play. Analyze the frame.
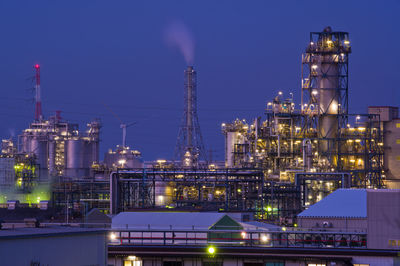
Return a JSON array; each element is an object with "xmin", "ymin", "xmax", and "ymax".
[
  {"xmin": 1, "ymin": 25, "xmax": 400, "ymax": 265},
  {"xmin": 0, "ymin": 26, "xmax": 399, "ymax": 225}
]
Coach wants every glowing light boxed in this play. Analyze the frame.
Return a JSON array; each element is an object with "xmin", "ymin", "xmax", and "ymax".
[
  {"xmin": 344, "ymin": 40, "xmax": 350, "ymax": 45},
  {"xmin": 207, "ymin": 246, "xmax": 216, "ymax": 254},
  {"xmin": 311, "ymin": 65, "xmax": 318, "ymax": 70},
  {"xmin": 128, "ymin": 256, "xmax": 137, "ymax": 260},
  {"xmin": 281, "ymin": 227, "xmax": 287, "ymax": 231},
  {"xmin": 241, "ymin": 231, "xmax": 247, "ymax": 238},
  {"xmin": 34, "ymin": 64, "xmax": 40, "ymax": 69},
  {"xmin": 261, "ymin": 234, "xmax": 269, "ymax": 242},
  {"xmin": 266, "ymin": 206, "xmax": 272, "ymax": 212},
  {"xmin": 312, "ymin": 90, "xmax": 318, "ymax": 95},
  {"xmin": 110, "ymin": 233, "xmax": 117, "ymax": 240}
]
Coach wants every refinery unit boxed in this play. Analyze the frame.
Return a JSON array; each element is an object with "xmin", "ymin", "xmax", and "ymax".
[{"xmin": 0, "ymin": 27, "xmax": 399, "ymax": 223}]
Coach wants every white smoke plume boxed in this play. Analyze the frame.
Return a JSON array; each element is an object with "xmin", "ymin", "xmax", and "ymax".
[{"xmin": 164, "ymin": 20, "xmax": 195, "ymax": 65}]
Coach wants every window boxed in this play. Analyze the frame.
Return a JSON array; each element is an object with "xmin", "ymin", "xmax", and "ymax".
[
  {"xmin": 396, "ymin": 123, "xmax": 400, "ymax": 128},
  {"xmin": 307, "ymin": 264, "xmax": 326, "ymax": 266},
  {"xmin": 397, "ymin": 139, "xmax": 400, "ymax": 144}
]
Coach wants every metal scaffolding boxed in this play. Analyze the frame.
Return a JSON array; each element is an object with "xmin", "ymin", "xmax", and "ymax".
[{"xmin": 110, "ymin": 168, "xmax": 304, "ymax": 222}]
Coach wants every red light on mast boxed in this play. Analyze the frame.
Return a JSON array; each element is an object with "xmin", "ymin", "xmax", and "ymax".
[{"xmin": 34, "ymin": 64, "xmax": 40, "ymax": 69}]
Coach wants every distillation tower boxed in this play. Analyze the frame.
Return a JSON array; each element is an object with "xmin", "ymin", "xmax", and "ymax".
[
  {"xmin": 222, "ymin": 27, "xmax": 384, "ymax": 188},
  {"xmin": 175, "ymin": 66, "xmax": 206, "ymax": 167}
]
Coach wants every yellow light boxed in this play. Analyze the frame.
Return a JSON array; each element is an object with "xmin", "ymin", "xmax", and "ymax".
[
  {"xmin": 207, "ymin": 246, "xmax": 216, "ymax": 254},
  {"xmin": 128, "ymin": 256, "xmax": 136, "ymax": 260},
  {"xmin": 282, "ymin": 227, "xmax": 287, "ymax": 231},
  {"xmin": 241, "ymin": 232, "xmax": 246, "ymax": 238},
  {"xmin": 266, "ymin": 206, "xmax": 272, "ymax": 212},
  {"xmin": 344, "ymin": 40, "xmax": 350, "ymax": 45}
]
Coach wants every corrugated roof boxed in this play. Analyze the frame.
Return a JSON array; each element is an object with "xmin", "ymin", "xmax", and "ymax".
[
  {"xmin": 112, "ymin": 212, "xmax": 237, "ymax": 230},
  {"xmin": 297, "ymin": 189, "xmax": 367, "ymax": 218}
]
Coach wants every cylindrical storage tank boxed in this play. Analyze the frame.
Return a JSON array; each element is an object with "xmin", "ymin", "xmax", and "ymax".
[
  {"xmin": 125, "ymin": 154, "xmax": 144, "ymax": 168},
  {"xmin": 30, "ymin": 137, "xmax": 39, "ymax": 156},
  {"xmin": 30, "ymin": 138, "xmax": 48, "ymax": 169},
  {"xmin": 65, "ymin": 139, "xmax": 83, "ymax": 178},
  {"xmin": 21, "ymin": 134, "xmax": 30, "ymax": 153}
]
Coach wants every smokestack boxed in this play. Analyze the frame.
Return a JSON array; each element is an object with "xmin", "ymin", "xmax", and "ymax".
[{"xmin": 34, "ymin": 64, "xmax": 43, "ymax": 121}]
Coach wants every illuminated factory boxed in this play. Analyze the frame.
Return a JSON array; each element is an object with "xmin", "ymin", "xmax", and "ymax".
[
  {"xmin": 1, "ymin": 27, "xmax": 400, "ymax": 223},
  {"xmin": 111, "ymin": 27, "xmax": 398, "ymax": 222}
]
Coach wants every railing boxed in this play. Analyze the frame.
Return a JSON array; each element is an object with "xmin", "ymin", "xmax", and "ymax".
[{"xmin": 108, "ymin": 229, "xmax": 367, "ymax": 249}]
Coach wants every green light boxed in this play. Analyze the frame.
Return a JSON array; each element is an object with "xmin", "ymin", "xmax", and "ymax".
[{"xmin": 207, "ymin": 246, "xmax": 215, "ymax": 255}]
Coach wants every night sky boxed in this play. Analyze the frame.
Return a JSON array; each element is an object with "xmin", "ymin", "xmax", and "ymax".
[{"xmin": 0, "ymin": 1, "xmax": 399, "ymax": 161}]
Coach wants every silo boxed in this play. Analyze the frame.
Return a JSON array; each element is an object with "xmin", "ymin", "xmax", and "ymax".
[
  {"xmin": 65, "ymin": 139, "xmax": 83, "ymax": 178},
  {"xmin": 29, "ymin": 137, "xmax": 48, "ymax": 169}
]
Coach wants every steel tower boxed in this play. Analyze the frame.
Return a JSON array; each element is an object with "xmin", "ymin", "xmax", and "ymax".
[
  {"xmin": 175, "ymin": 66, "xmax": 206, "ymax": 167},
  {"xmin": 301, "ymin": 26, "xmax": 351, "ymax": 155}
]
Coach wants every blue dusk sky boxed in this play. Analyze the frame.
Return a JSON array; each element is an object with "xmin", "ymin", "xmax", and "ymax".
[{"xmin": 0, "ymin": 1, "xmax": 399, "ymax": 161}]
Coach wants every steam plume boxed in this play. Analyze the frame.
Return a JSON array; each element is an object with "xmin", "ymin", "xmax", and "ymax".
[{"xmin": 164, "ymin": 20, "xmax": 195, "ymax": 65}]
